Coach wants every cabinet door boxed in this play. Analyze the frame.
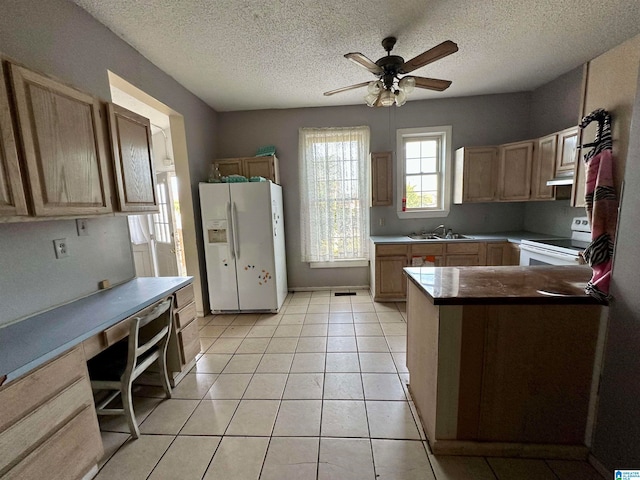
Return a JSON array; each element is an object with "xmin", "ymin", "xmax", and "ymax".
[
  {"xmin": 459, "ymin": 147, "xmax": 498, "ymax": 202},
  {"xmin": 243, "ymin": 156, "xmax": 279, "ymax": 183},
  {"xmin": 215, "ymin": 158, "xmax": 243, "ymax": 178},
  {"xmin": 556, "ymin": 127, "xmax": 578, "ymax": 173},
  {"xmin": 486, "ymin": 243, "xmax": 508, "ymax": 266},
  {"xmin": 108, "ymin": 104, "xmax": 158, "ymax": 212},
  {"xmin": 371, "ymin": 151, "xmax": 393, "ymax": 206},
  {"xmin": 531, "ymin": 134, "xmax": 556, "ymax": 200},
  {"xmin": 0, "ymin": 62, "xmax": 28, "ymax": 216},
  {"xmin": 9, "ymin": 64, "xmax": 112, "ymax": 216},
  {"xmin": 375, "ymin": 255, "xmax": 408, "ymax": 299},
  {"xmin": 498, "ymin": 141, "xmax": 533, "ymax": 201}
]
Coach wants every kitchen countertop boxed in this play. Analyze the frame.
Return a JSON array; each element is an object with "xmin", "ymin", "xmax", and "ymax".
[
  {"xmin": 0, "ymin": 276, "xmax": 192, "ymax": 383},
  {"xmin": 370, "ymin": 231, "xmax": 561, "ymax": 244},
  {"xmin": 404, "ymin": 265, "xmax": 600, "ymax": 305}
]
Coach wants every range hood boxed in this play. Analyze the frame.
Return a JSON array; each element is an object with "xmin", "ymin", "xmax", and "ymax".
[{"xmin": 546, "ymin": 172, "xmax": 574, "ymax": 186}]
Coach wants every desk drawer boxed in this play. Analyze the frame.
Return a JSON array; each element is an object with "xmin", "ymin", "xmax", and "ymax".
[
  {"xmin": 175, "ymin": 301, "xmax": 196, "ymax": 330},
  {"xmin": 0, "ymin": 376, "xmax": 93, "ymax": 475},
  {"xmin": 175, "ymin": 284, "xmax": 195, "ymax": 309},
  {"xmin": 0, "ymin": 347, "xmax": 85, "ymax": 433},
  {"xmin": 3, "ymin": 405, "xmax": 102, "ymax": 480},
  {"xmin": 102, "ymin": 318, "xmax": 132, "ymax": 346},
  {"xmin": 179, "ymin": 320, "xmax": 200, "ymax": 364}
]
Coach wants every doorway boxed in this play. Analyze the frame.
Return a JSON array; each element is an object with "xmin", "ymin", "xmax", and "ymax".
[{"xmin": 108, "ymin": 72, "xmax": 205, "ymax": 315}]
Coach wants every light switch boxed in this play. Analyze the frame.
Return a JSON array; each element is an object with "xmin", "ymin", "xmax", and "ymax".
[{"xmin": 76, "ymin": 218, "xmax": 89, "ymax": 236}]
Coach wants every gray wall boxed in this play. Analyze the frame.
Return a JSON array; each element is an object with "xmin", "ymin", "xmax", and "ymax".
[
  {"xmin": 0, "ymin": 0, "xmax": 218, "ymax": 324},
  {"xmin": 529, "ymin": 66, "xmax": 584, "ymax": 138},
  {"xmin": 0, "ymin": 218, "xmax": 133, "ymax": 325},
  {"xmin": 591, "ymin": 69, "xmax": 640, "ymax": 470},
  {"xmin": 524, "ymin": 66, "xmax": 586, "ymax": 236},
  {"xmin": 218, "ymin": 93, "xmax": 532, "ymax": 288}
]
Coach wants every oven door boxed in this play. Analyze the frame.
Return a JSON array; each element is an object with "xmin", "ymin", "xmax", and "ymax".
[{"xmin": 519, "ymin": 244, "xmax": 582, "ymax": 266}]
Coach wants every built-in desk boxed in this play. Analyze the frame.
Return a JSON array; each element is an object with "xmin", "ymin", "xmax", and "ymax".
[{"xmin": 0, "ymin": 276, "xmax": 197, "ymax": 480}]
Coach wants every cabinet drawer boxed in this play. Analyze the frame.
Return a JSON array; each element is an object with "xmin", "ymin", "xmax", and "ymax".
[
  {"xmin": 102, "ymin": 318, "xmax": 132, "ymax": 346},
  {"xmin": 445, "ymin": 242, "xmax": 482, "ymax": 254},
  {"xmin": 175, "ymin": 284, "xmax": 195, "ymax": 308},
  {"xmin": 411, "ymin": 243, "xmax": 444, "ymax": 256},
  {"xmin": 4, "ymin": 405, "xmax": 102, "ymax": 480},
  {"xmin": 179, "ymin": 320, "xmax": 201, "ymax": 364},
  {"xmin": 376, "ymin": 244, "xmax": 409, "ymax": 256},
  {"xmin": 82, "ymin": 333, "xmax": 107, "ymax": 360},
  {"xmin": 0, "ymin": 347, "xmax": 85, "ymax": 433},
  {"xmin": 0, "ymin": 377, "xmax": 93, "ymax": 475},
  {"xmin": 175, "ymin": 301, "xmax": 197, "ymax": 330}
]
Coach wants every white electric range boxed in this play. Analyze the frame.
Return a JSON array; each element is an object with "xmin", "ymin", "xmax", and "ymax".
[{"xmin": 519, "ymin": 217, "xmax": 591, "ymax": 266}]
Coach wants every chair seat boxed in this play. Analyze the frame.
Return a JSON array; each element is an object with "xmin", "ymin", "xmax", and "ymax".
[{"xmin": 88, "ymin": 340, "xmax": 159, "ymax": 382}]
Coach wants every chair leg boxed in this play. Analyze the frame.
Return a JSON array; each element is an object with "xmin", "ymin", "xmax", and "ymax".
[
  {"xmin": 121, "ymin": 383, "xmax": 140, "ymax": 439},
  {"xmin": 158, "ymin": 356, "xmax": 172, "ymax": 399}
]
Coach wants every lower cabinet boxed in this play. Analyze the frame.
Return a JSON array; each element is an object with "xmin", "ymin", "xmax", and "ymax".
[
  {"xmin": 167, "ymin": 283, "xmax": 200, "ymax": 386},
  {"xmin": 371, "ymin": 241, "xmax": 523, "ymax": 301},
  {"xmin": 372, "ymin": 244, "xmax": 410, "ymax": 301},
  {"xmin": 0, "ymin": 347, "xmax": 103, "ymax": 480}
]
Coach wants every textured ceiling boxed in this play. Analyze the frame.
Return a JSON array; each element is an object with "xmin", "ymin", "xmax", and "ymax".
[{"xmin": 71, "ymin": 0, "xmax": 640, "ymax": 112}]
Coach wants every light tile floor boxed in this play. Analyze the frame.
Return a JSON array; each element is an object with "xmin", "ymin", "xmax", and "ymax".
[{"xmin": 96, "ymin": 289, "xmax": 605, "ymax": 480}]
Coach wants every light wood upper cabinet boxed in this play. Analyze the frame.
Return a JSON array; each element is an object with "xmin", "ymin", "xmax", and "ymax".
[
  {"xmin": 531, "ymin": 134, "xmax": 557, "ymax": 200},
  {"xmin": 107, "ymin": 104, "xmax": 158, "ymax": 212},
  {"xmin": 371, "ymin": 151, "xmax": 393, "ymax": 206},
  {"xmin": 214, "ymin": 155, "xmax": 280, "ymax": 184},
  {"xmin": 0, "ymin": 62, "xmax": 28, "ymax": 217},
  {"xmin": 9, "ymin": 63, "xmax": 112, "ymax": 216},
  {"xmin": 498, "ymin": 141, "xmax": 533, "ymax": 201},
  {"xmin": 556, "ymin": 127, "xmax": 578, "ymax": 173},
  {"xmin": 454, "ymin": 147, "xmax": 498, "ymax": 203}
]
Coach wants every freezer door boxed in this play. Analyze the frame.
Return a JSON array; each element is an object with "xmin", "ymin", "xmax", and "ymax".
[
  {"xmin": 230, "ymin": 182, "xmax": 278, "ymax": 310},
  {"xmin": 199, "ymin": 183, "xmax": 239, "ymax": 311}
]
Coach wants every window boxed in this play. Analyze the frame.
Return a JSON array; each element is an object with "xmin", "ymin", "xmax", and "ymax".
[
  {"xmin": 396, "ymin": 126, "xmax": 452, "ymax": 218},
  {"xmin": 299, "ymin": 126, "xmax": 370, "ymax": 266}
]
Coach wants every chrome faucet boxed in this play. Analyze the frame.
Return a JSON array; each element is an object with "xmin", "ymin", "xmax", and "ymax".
[{"xmin": 431, "ymin": 224, "xmax": 446, "ymax": 236}]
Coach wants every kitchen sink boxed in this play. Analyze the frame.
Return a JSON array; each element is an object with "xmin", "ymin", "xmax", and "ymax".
[
  {"xmin": 407, "ymin": 234, "xmax": 441, "ymax": 240},
  {"xmin": 407, "ymin": 233, "xmax": 470, "ymax": 240}
]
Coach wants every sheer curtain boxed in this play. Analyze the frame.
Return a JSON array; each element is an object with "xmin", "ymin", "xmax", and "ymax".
[{"xmin": 299, "ymin": 126, "xmax": 370, "ymax": 264}]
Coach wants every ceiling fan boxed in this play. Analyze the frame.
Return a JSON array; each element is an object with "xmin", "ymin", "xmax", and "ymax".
[{"xmin": 324, "ymin": 37, "xmax": 458, "ymax": 107}]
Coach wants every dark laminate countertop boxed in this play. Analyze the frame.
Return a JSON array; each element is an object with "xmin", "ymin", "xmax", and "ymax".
[
  {"xmin": 404, "ymin": 265, "xmax": 601, "ymax": 306},
  {"xmin": 0, "ymin": 276, "xmax": 192, "ymax": 383}
]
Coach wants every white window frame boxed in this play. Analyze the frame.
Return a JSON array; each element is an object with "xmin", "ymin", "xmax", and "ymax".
[
  {"xmin": 396, "ymin": 126, "xmax": 452, "ymax": 219},
  {"xmin": 299, "ymin": 126, "xmax": 370, "ymax": 268}
]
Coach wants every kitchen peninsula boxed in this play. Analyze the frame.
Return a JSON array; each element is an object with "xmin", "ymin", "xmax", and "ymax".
[{"xmin": 405, "ymin": 265, "xmax": 602, "ymax": 458}]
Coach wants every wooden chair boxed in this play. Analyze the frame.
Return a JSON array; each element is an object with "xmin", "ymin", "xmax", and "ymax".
[{"xmin": 88, "ymin": 296, "xmax": 173, "ymax": 438}]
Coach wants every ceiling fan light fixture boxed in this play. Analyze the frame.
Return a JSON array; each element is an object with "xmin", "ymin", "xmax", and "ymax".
[
  {"xmin": 395, "ymin": 89, "xmax": 407, "ymax": 106},
  {"xmin": 367, "ymin": 80, "xmax": 383, "ymax": 95},
  {"xmin": 364, "ymin": 92, "xmax": 379, "ymax": 107},
  {"xmin": 398, "ymin": 76, "xmax": 416, "ymax": 94},
  {"xmin": 380, "ymin": 89, "xmax": 395, "ymax": 107}
]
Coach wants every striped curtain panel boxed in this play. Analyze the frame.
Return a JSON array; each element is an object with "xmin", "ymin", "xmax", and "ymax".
[{"xmin": 299, "ymin": 126, "xmax": 371, "ymax": 263}]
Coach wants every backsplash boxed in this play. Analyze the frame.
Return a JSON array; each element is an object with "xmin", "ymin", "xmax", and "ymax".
[{"xmin": 0, "ymin": 217, "xmax": 135, "ymax": 326}]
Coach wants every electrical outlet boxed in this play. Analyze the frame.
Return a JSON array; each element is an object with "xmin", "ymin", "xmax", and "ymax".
[
  {"xmin": 76, "ymin": 218, "xmax": 89, "ymax": 236},
  {"xmin": 53, "ymin": 238, "xmax": 69, "ymax": 258}
]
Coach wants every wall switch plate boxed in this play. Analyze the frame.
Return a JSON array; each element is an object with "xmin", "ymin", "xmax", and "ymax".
[
  {"xmin": 76, "ymin": 218, "xmax": 89, "ymax": 236},
  {"xmin": 53, "ymin": 238, "xmax": 69, "ymax": 258}
]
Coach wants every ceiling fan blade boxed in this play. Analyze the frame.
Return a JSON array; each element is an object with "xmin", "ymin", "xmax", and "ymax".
[
  {"xmin": 410, "ymin": 76, "xmax": 452, "ymax": 91},
  {"xmin": 344, "ymin": 53, "xmax": 383, "ymax": 75},
  {"xmin": 323, "ymin": 81, "xmax": 371, "ymax": 96},
  {"xmin": 400, "ymin": 40, "xmax": 458, "ymax": 74}
]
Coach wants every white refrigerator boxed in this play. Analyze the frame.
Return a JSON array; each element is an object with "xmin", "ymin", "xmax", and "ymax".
[{"xmin": 199, "ymin": 181, "xmax": 288, "ymax": 313}]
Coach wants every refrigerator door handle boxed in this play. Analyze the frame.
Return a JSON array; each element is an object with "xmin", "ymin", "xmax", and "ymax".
[
  {"xmin": 232, "ymin": 201, "xmax": 241, "ymax": 259},
  {"xmin": 226, "ymin": 201, "xmax": 235, "ymax": 259}
]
